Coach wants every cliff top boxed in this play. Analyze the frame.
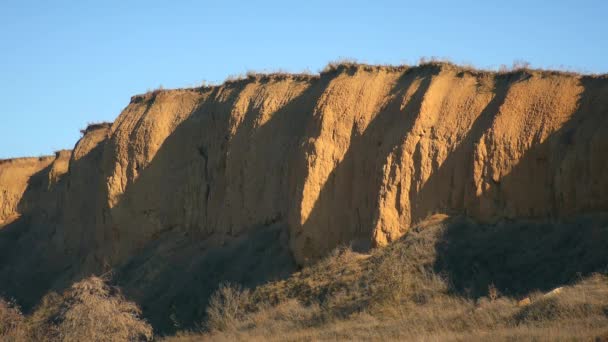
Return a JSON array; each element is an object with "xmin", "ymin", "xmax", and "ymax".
[{"xmin": 128, "ymin": 60, "xmax": 608, "ymax": 104}]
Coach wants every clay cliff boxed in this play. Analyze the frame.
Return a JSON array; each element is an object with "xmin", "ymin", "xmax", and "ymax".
[{"xmin": 0, "ymin": 63, "xmax": 607, "ymax": 329}]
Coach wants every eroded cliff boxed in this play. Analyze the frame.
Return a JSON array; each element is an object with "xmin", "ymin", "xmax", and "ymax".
[{"xmin": 0, "ymin": 63, "xmax": 607, "ymax": 326}]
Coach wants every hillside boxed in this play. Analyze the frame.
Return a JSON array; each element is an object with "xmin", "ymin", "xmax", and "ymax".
[
  {"xmin": 0, "ymin": 62, "xmax": 607, "ymax": 339},
  {"xmin": 168, "ymin": 215, "xmax": 608, "ymax": 341}
]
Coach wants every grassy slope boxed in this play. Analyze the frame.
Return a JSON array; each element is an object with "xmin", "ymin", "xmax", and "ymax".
[
  {"xmin": 166, "ymin": 214, "xmax": 608, "ymax": 341},
  {"xmin": 1, "ymin": 214, "xmax": 606, "ymax": 341}
]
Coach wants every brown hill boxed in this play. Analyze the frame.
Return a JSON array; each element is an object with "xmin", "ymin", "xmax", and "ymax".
[{"xmin": 0, "ymin": 62, "xmax": 607, "ymax": 334}]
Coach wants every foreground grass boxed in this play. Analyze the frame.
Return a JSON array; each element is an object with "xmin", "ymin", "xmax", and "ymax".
[
  {"xmin": 167, "ymin": 275, "xmax": 608, "ymax": 341},
  {"xmin": 2, "ymin": 215, "xmax": 607, "ymax": 341},
  {"xmin": 165, "ymin": 214, "xmax": 608, "ymax": 341}
]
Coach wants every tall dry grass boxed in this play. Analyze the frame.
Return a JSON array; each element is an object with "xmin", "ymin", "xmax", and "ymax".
[
  {"xmin": 0, "ymin": 298, "xmax": 26, "ymax": 341},
  {"xmin": 166, "ymin": 264, "xmax": 608, "ymax": 341},
  {"xmin": 205, "ymin": 283, "xmax": 251, "ymax": 332},
  {"xmin": 163, "ymin": 215, "xmax": 608, "ymax": 341}
]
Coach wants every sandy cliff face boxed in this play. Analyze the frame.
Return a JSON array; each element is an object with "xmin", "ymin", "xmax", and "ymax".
[
  {"xmin": 0, "ymin": 157, "xmax": 54, "ymax": 225},
  {"xmin": 1, "ymin": 64, "xmax": 607, "ymax": 270},
  {"xmin": 0, "ymin": 150, "xmax": 71, "ymax": 226}
]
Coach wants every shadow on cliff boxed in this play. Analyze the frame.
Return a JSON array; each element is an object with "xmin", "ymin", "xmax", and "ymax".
[
  {"xmin": 103, "ymin": 76, "xmax": 333, "ymax": 333},
  {"xmin": 408, "ymin": 72, "xmax": 513, "ymax": 220},
  {"xmin": 431, "ymin": 76, "xmax": 608, "ymax": 297},
  {"xmin": 430, "ymin": 214, "xmax": 608, "ymax": 298},
  {"xmin": 1, "ymin": 77, "xmax": 334, "ymax": 334},
  {"xmin": 473, "ymin": 76, "xmax": 607, "ymax": 219},
  {"xmin": 0, "ymin": 140, "xmax": 108, "ymax": 312},
  {"xmin": 294, "ymin": 65, "xmax": 441, "ymax": 260},
  {"xmin": 296, "ymin": 69, "xmax": 608, "ymax": 298},
  {"xmin": 0, "ymin": 163, "xmax": 62, "ymax": 309}
]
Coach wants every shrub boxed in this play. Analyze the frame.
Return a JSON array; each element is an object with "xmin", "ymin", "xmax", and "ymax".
[
  {"xmin": 488, "ymin": 283, "xmax": 500, "ymax": 301},
  {"xmin": 0, "ymin": 297, "xmax": 25, "ymax": 340},
  {"xmin": 29, "ymin": 276, "xmax": 153, "ymax": 342},
  {"xmin": 205, "ymin": 283, "xmax": 251, "ymax": 332},
  {"xmin": 79, "ymin": 121, "xmax": 112, "ymax": 135}
]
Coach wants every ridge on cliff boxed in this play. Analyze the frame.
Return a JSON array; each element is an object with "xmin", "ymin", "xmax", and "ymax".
[{"xmin": 0, "ymin": 62, "xmax": 607, "ymax": 335}]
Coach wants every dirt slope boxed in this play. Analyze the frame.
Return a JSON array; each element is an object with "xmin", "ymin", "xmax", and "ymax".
[
  {"xmin": 0, "ymin": 151, "xmax": 70, "ymax": 226},
  {"xmin": 80, "ymin": 63, "xmax": 607, "ymax": 266},
  {"xmin": 0, "ymin": 63, "xmax": 607, "ymax": 332}
]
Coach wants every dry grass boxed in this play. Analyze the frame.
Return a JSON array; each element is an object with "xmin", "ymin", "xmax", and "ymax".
[
  {"xmin": 0, "ymin": 298, "xmax": 26, "ymax": 341},
  {"xmin": 163, "ymin": 274, "xmax": 608, "ymax": 341},
  {"xmin": 126, "ymin": 58, "xmax": 605, "ymax": 106},
  {"xmin": 205, "ymin": 283, "xmax": 251, "ymax": 332},
  {"xmin": 162, "ymin": 215, "xmax": 608, "ymax": 341},
  {"xmin": 50, "ymin": 276, "xmax": 153, "ymax": 341},
  {"xmin": 79, "ymin": 121, "xmax": 112, "ymax": 135},
  {"xmin": 3, "ymin": 216, "xmax": 606, "ymax": 340},
  {"xmin": 1, "ymin": 276, "xmax": 152, "ymax": 341},
  {"xmin": 223, "ymin": 69, "xmax": 317, "ymax": 85},
  {"xmin": 321, "ymin": 58, "xmax": 409, "ymax": 75}
]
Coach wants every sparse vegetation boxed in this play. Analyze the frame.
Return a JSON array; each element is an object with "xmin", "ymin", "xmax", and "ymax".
[
  {"xmin": 123, "ymin": 58, "xmax": 604, "ymax": 105},
  {"xmin": 161, "ymin": 215, "xmax": 608, "ymax": 341},
  {"xmin": 79, "ymin": 121, "xmax": 112, "ymax": 135},
  {"xmin": 1, "ymin": 216, "xmax": 607, "ymax": 340},
  {"xmin": 321, "ymin": 57, "xmax": 409, "ymax": 75},
  {"xmin": 205, "ymin": 283, "xmax": 251, "ymax": 332},
  {"xmin": 488, "ymin": 283, "xmax": 500, "ymax": 301},
  {"xmin": 0, "ymin": 298, "xmax": 26, "ymax": 340},
  {"xmin": 223, "ymin": 69, "xmax": 317, "ymax": 84}
]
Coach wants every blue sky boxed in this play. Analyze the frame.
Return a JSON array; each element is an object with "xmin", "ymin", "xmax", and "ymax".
[{"xmin": 1, "ymin": 0, "xmax": 607, "ymax": 158}]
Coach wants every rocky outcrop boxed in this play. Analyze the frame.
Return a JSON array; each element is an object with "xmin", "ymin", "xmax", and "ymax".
[
  {"xmin": 1, "ymin": 63, "xmax": 607, "ymax": 271},
  {"xmin": 0, "ymin": 151, "xmax": 70, "ymax": 226}
]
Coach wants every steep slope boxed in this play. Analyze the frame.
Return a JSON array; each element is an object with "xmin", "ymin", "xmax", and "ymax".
[
  {"xmin": 64, "ymin": 65, "xmax": 608, "ymax": 267},
  {"xmin": 0, "ymin": 63, "xmax": 607, "ymax": 332},
  {"xmin": 0, "ymin": 155, "xmax": 59, "ymax": 226}
]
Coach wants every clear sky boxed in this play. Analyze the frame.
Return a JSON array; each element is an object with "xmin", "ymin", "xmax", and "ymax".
[{"xmin": 1, "ymin": 0, "xmax": 607, "ymax": 158}]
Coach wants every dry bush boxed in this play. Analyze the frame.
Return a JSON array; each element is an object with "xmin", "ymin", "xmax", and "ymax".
[
  {"xmin": 244, "ymin": 299, "xmax": 323, "ymax": 335},
  {"xmin": 309, "ymin": 245, "xmax": 360, "ymax": 275},
  {"xmin": 512, "ymin": 274, "xmax": 608, "ymax": 326},
  {"xmin": 55, "ymin": 277, "xmax": 153, "ymax": 341},
  {"xmin": 79, "ymin": 121, "xmax": 112, "ymax": 135},
  {"xmin": 322, "ymin": 58, "xmax": 360, "ymax": 73},
  {"xmin": 205, "ymin": 283, "xmax": 251, "ymax": 332},
  {"xmin": 476, "ymin": 73, "xmax": 495, "ymax": 93},
  {"xmin": 140, "ymin": 85, "xmax": 165, "ymax": 99},
  {"xmin": 370, "ymin": 254, "xmax": 447, "ymax": 310},
  {"xmin": 224, "ymin": 73, "xmax": 247, "ymax": 83},
  {"xmin": 321, "ymin": 59, "xmax": 408, "ymax": 75},
  {"xmin": 511, "ymin": 59, "xmax": 531, "ymax": 70},
  {"xmin": 0, "ymin": 297, "xmax": 26, "ymax": 340},
  {"xmin": 418, "ymin": 56, "xmax": 452, "ymax": 66},
  {"xmin": 238, "ymin": 69, "xmax": 318, "ymax": 83},
  {"xmin": 26, "ymin": 292, "xmax": 63, "ymax": 341},
  {"xmin": 28, "ymin": 276, "xmax": 152, "ymax": 342},
  {"xmin": 488, "ymin": 283, "xmax": 499, "ymax": 301},
  {"xmin": 366, "ymin": 217, "xmax": 450, "ymax": 313}
]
